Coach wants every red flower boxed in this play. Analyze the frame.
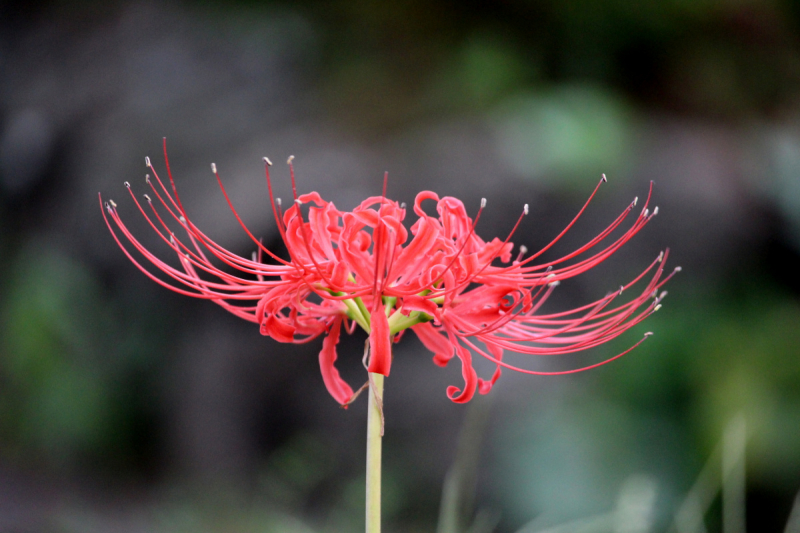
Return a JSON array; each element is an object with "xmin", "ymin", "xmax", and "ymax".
[{"xmin": 101, "ymin": 143, "xmax": 678, "ymax": 406}]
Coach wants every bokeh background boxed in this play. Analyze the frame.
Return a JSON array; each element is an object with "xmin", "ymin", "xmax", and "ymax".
[{"xmin": 1, "ymin": 0, "xmax": 799, "ymax": 531}]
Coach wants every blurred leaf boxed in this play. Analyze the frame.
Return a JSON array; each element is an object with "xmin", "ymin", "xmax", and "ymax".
[
  {"xmin": 437, "ymin": 396, "xmax": 493, "ymax": 533},
  {"xmin": 0, "ymin": 241, "xmax": 115, "ymax": 464},
  {"xmin": 426, "ymin": 33, "xmax": 534, "ymax": 111},
  {"xmin": 490, "ymin": 85, "xmax": 634, "ymax": 188}
]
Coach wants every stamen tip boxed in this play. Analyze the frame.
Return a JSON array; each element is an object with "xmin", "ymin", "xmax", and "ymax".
[
  {"xmin": 643, "ymin": 208, "xmax": 649, "ymax": 217},
  {"xmin": 263, "ymin": 157, "xmax": 272, "ymax": 166},
  {"xmin": 179, "ymin": 216, "xmax": 186, "ymax": 223},
  {"xmin": 480, "ymin": 198, "xmax": 487, "ymax": 208},
  {"xmin": 145, "ymin": 156, "xmax": 151, "ymax": 167},
  {"xmin": 276, "ymin": 197, "xmax": 282, "ymax": 206},
  {"xmin": 658, "ymin": 251, "xmax": 664, "ymax": 262},
  {"xmin": 520, "ymin": 245, "xmax": 528, "ymax": 254},
  {"xmin": 633, "ymin": 196, "xmax": 638, "ymax": 206},
  {"xmin": 143, "ymin": 194, "xmax": 151, "ymax": 202},
  {"xmin": 210, "ymin": 162, "xmax": 217, "ymax": 174},
  {"xmin": 644, "ymin": 331, "xmax": 654, "ymax": 337},
  {"xmin": 619, "ymin": 285, "xmax": 624, "ymax": 295},
  {"xmin": 523, "ymin": 203, "xmax": 529, "ymax": 215},
  {"xmin": 294, "ymin": 199, "xmax": 302, "ymax": 205},
  {"xmin": 145, "ymin": 174, "xmax": 151, "ymax": 183},
  {"xmin": 674, "ymin": 266, "xmax": 682, "ymax": 272},
  {"xmin": 287, "ymin": 155, "xmax": 295, "ymax": 165},
  {"xmin": 653, "ymin": 206, "xmax": 659, "ymax": 216},
  {"xmin": 109, "ymin": 199, "xmax": 117, "ymax": 208},
  {"xmin": 654, "ymin": 304, "xmax": 662, "ymax": 312},
  {"xmin": 400, "ymin": 202, "xmax": 407, "ymax": 209},
  {"xmin": 602, "ymin": 173, "xmax": 608, "ymax": 183},
  {"xmin": 548, "ymin": 280, "xmax": 560, "ymax": 287},
  {"xmin": 124, "ymin": 181, "xmax": 130, "ymax": 188}
]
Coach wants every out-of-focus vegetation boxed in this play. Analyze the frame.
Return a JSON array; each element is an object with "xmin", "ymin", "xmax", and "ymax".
[{"xmin": 1, "ymin": 0, "xmax": 799, "ymax": 531}]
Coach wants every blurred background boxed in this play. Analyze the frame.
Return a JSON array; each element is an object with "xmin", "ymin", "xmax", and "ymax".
[{"xmin": 1, "ymin": 0, "xmax": 800, "ymax": 531}]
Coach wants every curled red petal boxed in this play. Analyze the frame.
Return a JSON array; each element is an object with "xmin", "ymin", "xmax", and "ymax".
[
  {"xmin": 331, "ymin": 261, "xmax": 349, "ymax": 287},
  {"xmin": 367, "ymin": 304, "xmax": 392, "ymax": 376},
  {"xmin": 391, "ymin": 217, "xmax": 438, "ymax": 279},
  {"xmin": 446, "ymin": 343, "xmax": 478, "ymax": 403},
  {"xmin": 401, "ymin": 295, "xmax": 438, "ymax": 316},
  {"xmin": 318, "ymin": 317, "xmax": 354, "ymax": 406},
  {"xmin": 478, "ymin": 342, "xmax": 503, "ymax": 395},
  {"xmin": 261, "ymin": 314, "xmax": 295, "ymax": 342},
  {"xmin": 413, "ymin": 191, "xmax": 440, "ymax": 217},
  {"xmin": 412, "ymin": 322, "xmax": 454, "ymax": 367}
]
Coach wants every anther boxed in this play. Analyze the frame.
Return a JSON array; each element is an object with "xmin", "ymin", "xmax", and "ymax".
[
  {"xmin": 602, "ymin": 173, "xmax": 608, "ymax": 183},
  {"xmin": 295, "ymin": 199, "xmax": 303, "ymax": 205},
  {"xmin": 263, "ymin": 157, "xmax": 272, "ymax": 166},
  {"xmin": 659, "ymin": 291, "xmax": 668, "ymax": 300},
  {"xmin": 400, "ymin": 202, "xmax": 407, "ymax": 209},
  {"xmin": 145, "ymin": 174, "xmax": 151, "ymax": 183},
  {"xmin": 124, "ymin": 181, "xmax": 131, "ymax": 188},
  {"xmin": 211, "ymin": 163, "xmax": 217, "ymax": 174},
  {"xmin": 481, "ymin": 198, "xmax": 487, "ymax": 208},
  {"xmin": 654, "ymin": 304, "xmax": 662, "ymax": 312},
  {"xmin": 674, "ymin": 266, "xmax": 682, "ymax": 272},
  {"xmin": 520, "ymin": 245, "xmax": 528, "ymax": 255},
  {"xmin": 633, "ymin": 196, "xmax": 638, "ymax": 206},
  {"xmin": 276, "ymin": 198, "xmax": 282, "ymax": 206},
  {"xmin": 653, "ymin": 206, "xmax": 659, "ymax": 216},
  {"xmin": 523, "ymin": 204, "xmax": 529, "ymax": 215},
  {"xmin": 657, "ymin": 251, "xmax": 664, "ymax": 262},
  {"xmin": 619, "ymin": 285, "xmax": 624, "ymax": 295},
  {"xmin": 643, "ymin": 208, "xmax": 649, "ymax": 217},
  {"xmin": 548, "ymin": 280, "xmax": 560, "ymax": 288},
  {"xmin": 252, "ymin": 251, "xmax": 258, "ymax": 262},
  {"xmin": 169, "ymin": 234, "xmax": 175, "ymax": 244},
  {"xmin": 179, "ymin": 216, "xmax": 186, "ymax": 223},
  {"xmin": 145, "ymin": 156, "xmax": 151, "ymax": 167},
  {"xmin": 109, "ymin": 199, "xmax": 117, "ymax": 208},
  {"xmin": 644, "ymin": 332, "xmax": 654, "ymax": 337},
  {"xmin": 287, "ymin": 155, "xmax": 295, "ymax": 164},
  {"xmin": 143, "ymin": 194, "xmax": 151, "ymax": 202}
]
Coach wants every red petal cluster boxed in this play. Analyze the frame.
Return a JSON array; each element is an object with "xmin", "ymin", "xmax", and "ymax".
[{"xmin": 102, "ymin": 144, "xmax": 677, "ymax": 406}]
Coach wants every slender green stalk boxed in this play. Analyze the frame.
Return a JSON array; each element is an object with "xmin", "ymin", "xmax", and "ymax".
[
  {"xmin": 366, "ymin": 372, "xmax": 384, "ymax": 533},
  {"xmin": 355, "ymin": 296, "xmax": 372, "ymax": 327}
]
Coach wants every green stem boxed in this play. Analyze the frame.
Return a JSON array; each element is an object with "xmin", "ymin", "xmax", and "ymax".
[
  {"xmin": 342, "ymin": 298, "xmax": 370, "ymax": 332},
  {"xmin": 366, "ymin": 372, "xmax": 384, "ymax": 533},
  {"xmin": 387, "ymin": 309, "xmax": 433, "ymax": 335},
  {"xmin": 355, "ymin": 296, "xmax": 372, "ymax": 327}
]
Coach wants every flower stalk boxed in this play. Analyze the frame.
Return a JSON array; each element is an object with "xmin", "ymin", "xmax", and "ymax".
[{"xmin": 366, "ymin": 371, "xmax": 384, "ymax": 533}]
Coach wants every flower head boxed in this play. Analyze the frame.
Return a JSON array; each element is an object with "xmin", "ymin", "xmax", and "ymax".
[{"xmin": 102, "ymin": 143, "xmax": 678, "ymax": 406}]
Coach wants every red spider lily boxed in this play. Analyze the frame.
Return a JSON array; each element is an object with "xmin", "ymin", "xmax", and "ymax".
[{"xmin": 101, "ymin": 143, "xmax": 678, "ymax": 406}]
